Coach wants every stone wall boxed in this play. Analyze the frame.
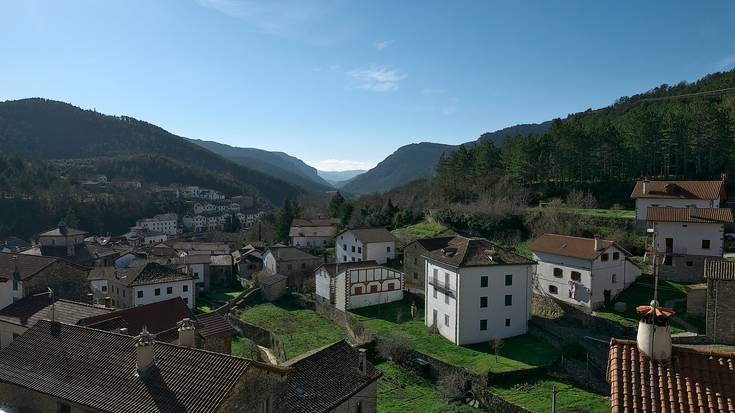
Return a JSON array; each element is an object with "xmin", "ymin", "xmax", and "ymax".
[
  {"xmin": 203, "ymin": 334, "xmax": 232, "ymax": 354},
  {"xmin": 686, "ymin": 284, "xmax": 707, "ymax": 319},
  {"xmin": 215, "ymin": 286, "xmax": 260, "ymax": 315},
  {"xmin": 659, "ymin": 255, "xmax": 706, "ymax": 283},
  {"xmin": 228, "ymin": 316, "xmax": 287, "ymax": 362},
  {"xmin": 314, "ymin": 297, "xmax": 373, "ymax": 344},
  {"xmin": 706, "ymin": 279, "xmax": 735, "ymax": 345}
]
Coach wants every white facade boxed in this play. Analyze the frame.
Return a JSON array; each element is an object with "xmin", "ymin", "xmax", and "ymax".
[
  {"xmin": 132, "ymin": 280, "xmax": 194, "ymax": 309},
  {"xmin": 424, "ymin": 259, "xmax": 534, "ymax": 345},
  {"xmin": 533, "ymin": 246, "xmax": 641, "ymax": 310},
  {"xmin": 635, "ymin": 198, "xmax": 718, "ymax": 221},
  {"xmin": 143, "ymin": 233, "xmax": 168, "ymax": 245},
  {"xmin": 652, "ymin": 221, "xmax": 725, "ymax": 257},
  {"xmin": 0, "ymin": 279, "xmax": 14, "ymax": 311},
  {"xmin": 315, "ymin": 266, "xmax": 403, "ymax": 311},
  {"xmin": 336, "ymin": 231, "xmax": 395, "ymax": 265},
  {"xmin": 292, "ymin": 235, "xmax": 333, "ymax": 248},
  {"xmin": 137, "ymin": 214, "xmax": 179, "ymax": 235}
]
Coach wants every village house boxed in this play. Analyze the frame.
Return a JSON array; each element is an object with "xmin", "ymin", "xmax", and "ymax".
[
  {"xmin": 256, "ymin": 272, "xmax": 288, "ymax": 301},
  {"xmin": 136, "ymin": 213, "xmax": 179, "ymax": 235},
  {"xmin": 0, "ymin": 294, "xmax": 112, "ymax": 349},
  {"xmin": 647, "ymin": 206, "xmax": 733, "ymax": 282},
  {"xmin": 0, "ymin": 252, "xmax": 90, "ymax": 310},
  {"xmin": 210, "ymin": 254, "xmax": 235, "ymax": 285},
  {"xmin": 0, "ymin": 236, "xmax": 30, "ymax": 253},
  {"xmin": 238, "ymin": 246, "xmax": 264, "ymax": 282},
  {"xmin": 314, "ymin": 261, "xmax": 404, "ymax": 311},
  {"xmin": 704, "ymin": 259, "xmax": 735, "ymax": 345},
  {"xmin": 90, "ymin": 260, "xmax": 195, "ymax": 309},
  {"xmin": 289, "ymin": 218, "xmax": 339, "ymax": 248},
  {"xmin": 279, "ymin": 341, "xmax": 381, "ymax": 413},
  {"xmin": 630, "ymin": 179, "xmax": 726, "ymax": 222},
  {"xmin": 530, "ymin": 234, "xmax": 641, "ymax": 310},
  {"xmin": 336, "ymin": 228, "xmax": 396, "ymax": 265},
  {"xmin": 402, "ymin": 237, "xmax": 454, "ymax": 299},
  {"xmin": 173, "ymin": 241, "xmax": 231, "ymax": 256},
  {"xmin": 77, "ymin": 297, "xmax": 234, "ymax": 354},
  {"xmin": 263, "ymin": 246, "xmax": 323, "ymax": 289},
  {"xmin": 183, "ymin": 214, "xmax": 208, "ymax": 232},
  {"xmin": 173, "ymin": 254, "xmax": 212, "ymax": 293},
  {"xmin": 37, "ymin": 220, "xmax": 100, "ymax": 265},
  {"xmin": 423, "ymin": 236, "xmax": 536, "ymax": 345},
  {"xmin": 607, "ymin": 338, "xmax": 735, "ymax": 412},
  {"xmin": 0, "ymin": 320, "xmax": 290, "ymax": 412}
]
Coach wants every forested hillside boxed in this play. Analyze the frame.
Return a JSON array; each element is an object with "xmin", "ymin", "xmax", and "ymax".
[{"xmin": 0, "ymin": 98, "xmax": 303, "ymax": 204}]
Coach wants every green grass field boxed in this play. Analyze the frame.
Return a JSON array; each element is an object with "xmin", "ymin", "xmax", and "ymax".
[
  {"xmin": 558, "ymin": 207, "xmax": 635, "ymax": 219},
  {"xmin": 238, "ymin": 297, "xmax": 349, "ymax": 359},
  {"xmin": 489, "ymin": 374, "xmax": 610, "ymax": 413},
  {"xmin": 376, "ymin": 362, "xmax": 481, "ymax": 412},
  {"xmin": 392, "ymin": 219, "xmax": 454, "ymax": 246},
  {"xmin": 352, "ymin": 301, "xmax": 559, "ymax": 375},
  {"xmin": 231, "ymin": 334, "xmax": 261, "ymax": 359},
  {"xmin": 195, "ymin": 284, "xmax": 244, "ymax": 313}
]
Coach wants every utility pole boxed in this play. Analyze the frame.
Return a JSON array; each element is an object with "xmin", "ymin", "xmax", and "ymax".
[{"xmin": 551, "ymin": 385, "xmax": 557, "ymax": 413}]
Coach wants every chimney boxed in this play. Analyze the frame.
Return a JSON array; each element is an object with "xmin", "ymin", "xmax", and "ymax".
[
  {"xmin": 642, "ymin": 179, "xmax": 650, "ymax": 195},
  {"xmin": 104, "ymin": 296, "xmax": 112, "ymax": 308},
  {"xmin": 358, "ymin": 348, "xmax": 368, "ymax": 376},
  {"xmin": 593, "ymin": 236, "xmax": 603, "ymax": 252},
  {"xmin": 177, "ymin": 318, "xmax": 196, "ymax": 348},
  {"xmin": 134, "ymin": 327, "xmax": 156, "ymax": 375}
]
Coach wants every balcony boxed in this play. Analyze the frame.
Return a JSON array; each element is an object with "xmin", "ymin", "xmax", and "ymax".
[{"xmin": 428, "ymin": 278, "xmax": 456, "ymax": 295}]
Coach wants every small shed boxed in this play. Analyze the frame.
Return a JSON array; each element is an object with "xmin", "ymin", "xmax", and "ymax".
[
  {"xmin": 257, "ymin": 273, "xmax": 288, "ymax": 302},
  {"xmin": 686, "ymin": 283, "xmax": 707, "ymax": 319}
]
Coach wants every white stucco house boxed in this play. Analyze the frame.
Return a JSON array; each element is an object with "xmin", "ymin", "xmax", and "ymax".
[
  {"xmin": 289, "ymin": 218, "xmax": 339, "ymax": 248},
  {"xmin": 136, "ymin": 213, "xmax": 179, "ymax": 235},
  {"xmin": 336, "ymin": 228, "xmax": 396, "ymax": 265},
  {"xmin": 315, "ymin": 261, "xmax": 403, "ymax": 311},
  {"xmin": 529, "ymin": 234, "xmax": 641, "ymax": 310},
  {"xmin": 646, "ymin": 206, "xmax": 733, "ymax": 282},
  {"xmin": 423, "ymin": 236, "xmax": 536, "ymax": 346},
  {"xmin": 630, "ymin": 180, "xmax": 725, "ymax": 222}
]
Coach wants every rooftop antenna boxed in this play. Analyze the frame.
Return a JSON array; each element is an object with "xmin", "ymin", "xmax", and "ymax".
[{"xmin": 33, "ymin": 287, "xmax": 55, "ymax": 322}]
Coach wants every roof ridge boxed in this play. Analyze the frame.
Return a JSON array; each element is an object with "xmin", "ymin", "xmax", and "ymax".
[
  {"xmin": 281, "ymin": 340, "xmax": 347, "ymax": 366},
  {"xmin": 610, "ymin": 337, "xmax": 735, "ymax": 358}
]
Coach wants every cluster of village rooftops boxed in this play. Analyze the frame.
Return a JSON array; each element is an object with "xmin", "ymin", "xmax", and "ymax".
[{"xmin": 0, "ymin": 178, "xmax": 733, "ymax": 412}]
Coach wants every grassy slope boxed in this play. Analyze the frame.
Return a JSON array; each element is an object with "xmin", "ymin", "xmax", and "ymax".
[
  {"xmin": 231, "ymin": 334, "xmax": 260, "ymax": 359},
  {"xmin": 392, "ymin": 218, "xmax": 455, "ymax": 246},
  {"xmin": 352, "ymin": 301, "xmax": 559, "ymax": 375},
  {"xmin": 531, "ymin": 207, "xmax": 635, "ymax": 219},
  {"xmin": 239, "ymin": 298, "xmax": 349, "ymax": 359},
  {"xmin": 489, "ymin": 374, "xmax": 610, "ymax": 413},
  {"xmin": 195, "ymin": 284, "xmax": 244, "ymax": 313}
]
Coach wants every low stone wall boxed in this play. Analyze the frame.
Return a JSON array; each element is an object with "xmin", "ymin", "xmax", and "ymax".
[
  {"xmin": 228, "ymin": 316, "xmax": 287, "ymax": 363},
  {"xmin": 314, "ymin": 297, "xmax": 373, "ymax": 345},
  {"xmin": 215, "ymin": 287, "xmax": 261, "ymax": 315}
]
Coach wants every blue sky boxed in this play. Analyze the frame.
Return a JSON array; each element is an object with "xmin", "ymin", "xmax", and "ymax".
[{"xmin": 1, "ymin": 1, "xmax": 734, "ymax": 171}]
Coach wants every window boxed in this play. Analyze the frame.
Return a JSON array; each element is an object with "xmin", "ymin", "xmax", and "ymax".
[
  {"xmin": 301, "ymin": 263, "xmax": 306, "ymax": 269},
  {"xmin": 433, "ymin": 288, "xmax": 437, "ymax": 298},
  {"xmin": 370, "ymin": 285, "xmax": 379, "ymax": 293},
  {"xmin": 432, "ymin": 309, "xmax": 437, "ymax": 325},
  {"xmin": 167, "ymin": 286, "xmax": 173, "ymax": 294},
  {"xmin": 355, "ymin": 400, "xmax": 362, "ymax": 413},
  {"xmin": 553, "ymin": 268, "xmax": 563, "ymax": 278},
  {"xmin": 612, "ymin": 274, "xmax": 617, "ymax": 284},
  {"xmin": 480, "ymin": 319, "xmax": 487, "ymax": 331},
  {"xmin": 351, "ymin": 246, "xmax": 355, "ymax": 252},
  {"xmin": 613, "ymin": 252, "xmax": 620, "ymax": 260},
  {"xmin": 183, "ymin": 297, "xmax": 188, "ymax": 304},
  {"xmin": 444, "ymin": 273, "xmax": 450, "ymax": 287},
  {"xmin": 686, "ymin": 261, "xmax": 693, "ymax": 267},
  {"xmin": 702, "ymin": 240, "xmax": 711, "ymax": 249},
  {"xmin": 357, "ymin": 247, "xmax": 362, "ymax": 253},
  {"xmin": 101, "ymin": 285, "xmax": 107, "ymax": 292},
  {"xmin": 155, "ymin": 288, "xmax": 161, "ymax": 296},
  {"xmin": 387, "ymin": 246, "xmax": 391, "ymax": 252},
  {"xmin": 505, "ymin": 318, "xmax": 511, "ymax": 327},
  {"xmin": 481, "ymin": 276, "xmax": 488, "ymax": 288},
  {"xmin": 571, "ymin": 271, "xmax": 581, "ymax": 282},
  {"xmin": 601, "ymin": 253, "xmax": 609, "ymax": 261},
  {"xmin": 444, "ymin": 314, "xmax": 449, "ymax": 326},
  {"xmin": 413, "ymin": 272, "xmax": 418, "ymax": 279},
  {"xmin": 343, "ymin": 244, "xmax": 347, "ymax": 251},
  {"xmin": 549, "ymin": 285, "xmax": 558, "ymax": 294},
  {"xmin": 137, "ymin": 291, "xmax": 143, "ymax": 298},
  {"xmin": 354, "ymin": 286, "xmax": 363, "ymax": 295},
  {"xmin": 122, "ymin": 290, "xmax": 126, "ymax": 297},
  {"xmin": 58, "ymin": 403, "xmax": 71, "ymax": 413},
  {"xmin": 287, "ymin": 264, "xmax": 293, "ymax": 270},
  {"xmin": 413, "ymin": 257, "xmax": 418, "ymax": 265},
  {"xmin": 505, "ymin": 274, "xmax": 512, "ymax": 286},
  {"xmin": 12, "ymin": 279, "xmax": 18, "ymax": 291},
  {"xmin": 504, "ymin": 295, "xmax": 512, "ymax": 306},
  {"xmin": 480, "ymin": 296, "xmax": 488, "ymax": 308},
  {"xmin": 183, "ymin": 285, "xmax": 189, "ymax": 292},
  {"xmin": 444, "ymin": 292, "xmax": 449, "ymax": 304},
  {"xmin": 343, "ymin": 255, "xmax": 347, "ymax": 262},
  {"xmin": 351, "ymin": 257, "xmax": 356, "ymax": 262}
]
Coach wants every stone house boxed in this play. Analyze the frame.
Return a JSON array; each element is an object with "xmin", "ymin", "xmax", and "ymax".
[
  {"xmin": 263, "ymin": 247, "xmax": 323, "ymax": 290},
  {"xmin": 704, "ymin": 259, "xmax": 735, "ymax": 345},
  {"xmin": 402, "ymin": 237, "xmax": 454, "ymax": 299},
  {"xmin": 256, "ymin": 272, "xmax": 288, "ymax": 302},
  {"xmin": 289, "ymin": 218, "xmax": 339, "ymax": 248},
  {"xmin": 210, "ymin": 254, "xmax": 234, "ymax": 285}
]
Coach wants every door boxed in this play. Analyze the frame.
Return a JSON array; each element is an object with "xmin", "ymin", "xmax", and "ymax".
[
  {"xmin": 603, "ymin": 289, "xmax": 611, "ymax": 307},
  {"xmin": 664, "ymin": 238, "xmax": 673, "ymax": 254}
]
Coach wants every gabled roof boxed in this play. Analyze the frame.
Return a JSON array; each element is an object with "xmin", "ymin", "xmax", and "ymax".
[
  {"xmin": 0, "ymin": 295, "xmax": 112, "ymax": 327},
  {"xmin": 607, "ymin": 338, "xmax": 735, "ymax": 413},
  {"xmin": 705, "ymin": 259, "xmax": 735, "ymax": 281},
  {"xmin": 630, "ymin": 180, "xmax": 724, "ymax": 200},
  {"xmin": 0, "ymin": 252, "xmax": 62, "ymax": 281},
  {"xmin": 646, "ymin": 206, "xmax": 733, "ymax": 224},
  {"xmin": 424, "ymin": 236, "xmax": 534, "ymax": 268},
  {"xmin": 291, "ymin": 218, "xmax": 339, "ymax": 227},
  {"xmin": 279, "ymin": 341, "xmax": 381, "ymax": 413},
  {"xmin": 406, "ymin": 236, "xmax": 455, "ymax": 252},
  {"xmin": 257, "ymin": 272, "xmax": 288, "ymax": 286},
  {"xmin": 289, "ymin": 225, "xmax": 338, "ymax": 238},
  {"xmin": 0, "ymin": 320, "xmax": 288, "ymax": 413},
  {"xmin": 265, "ymin": 246, "xmax": 321, "ymax": 262},
  {"xmin": 91, "ymin": 261, "xmax": 193, "ymax": 287},
  {"xmin": 78, "ymin": 297, "xmax": 193, "ymax": 336},
  {"xmin": 529, "ymin": 234, "xmax": 627, "ymax": 261},
  {"xmin": 38, "ymin": 226, "xmax": 88, "ymax": 237},
  {"xmin": 337, "ymin": 228, "xmax": 396, "ymax": 244},
  {"xmin": 315, "ymin": 261, "xmax": 380, "ymax": 277},
  {"xmin": 194, "ymin": 312, "xmax": 234, "ymax": 339}
]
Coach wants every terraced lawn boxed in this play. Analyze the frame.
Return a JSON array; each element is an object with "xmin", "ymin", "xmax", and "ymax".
[
  {"xmin": 196, "ymin": 284, "xmax": 244, "ymax": 313},
  {"xmin": 231, "ymin": 334, "xmax": 260, "ymax": 359},
  {"xmin": 238, "ymin": 297, "xmax": 349, "ymax": 359},
  {"xmin": 392, "ymin": 219, "xmax": 454, "ymax": 246},
  {"xmin": 352, "ymin": 301, "xmax": 559, "ymax": 375},
  {"xmin": 490, "ymin": 374, "xmax": 610, "ymax": 413}
]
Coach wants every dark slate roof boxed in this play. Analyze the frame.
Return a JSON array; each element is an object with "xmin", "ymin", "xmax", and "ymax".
[
  {"xmin": 631, "ymin": 180, "xmax": 724, "ymax": 200},
  {"xmin": 257, "ymin": 272, "xmax": 288, "ymax": 286},
  {"xmin": 338, "ymin": 228, "xmax": 396, "ymax": 244},
  {"xmin": 279, "ymin": 341, "xmax": 381, "ymax": 413},
  {"xmin": 38, "ymin": 226, "xmax": 88, "ymax": 237},
  {"xmin": 407, "ymin": 236, "xmax": 455, "ymax": 252},
  {"xmin": 0, "ymin": 295, "xmax": 112, "ymax": 327},
  {"xmin": 705, "ymin": 259, "xmax": 735, "ymax": 281},
  {"xmin": 315, "ymin": 261, "xmax": 379, "ymax": 277},
  {"xmin": 0, "ymin": 252, "xmax": 60, "ymax": 281},
  {"xmin": 195, "ymin": 312, "xmax": 234, "ymax": 339},
  {"xmin": 0, "ymin": 320, "xmax": 287, "ymax": 413},
  {"xmin": 78, "ymin": 297, "xmax": 193, "ymax": 336},
  {"xmin": 266, "ymin": 247, "xmax": 321, "ymax": 262},
  {"xmin": 646, "ymin": 207, "xmax": 733, "ymax": 224},
  {"xmin": 424, "ymin": 236, "xmax": 535, "ymax": 268},
  {"xmin": 89, "ymin": 261, "xmax": 193, "ymax": 287},
  {"xmin": 607, "ymin": 338, "xmax": 735, "ymax": 413}
]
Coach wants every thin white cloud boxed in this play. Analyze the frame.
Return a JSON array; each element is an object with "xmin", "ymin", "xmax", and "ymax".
[
  {"xmin": 307, "ymin": 159, "xmax": 376, "ymax": 172},
  {"xmin": 195, "ymin": 0, "xmax": 325, "ymax": 35},
  {"xmin": 420, "ymin": 87, "xmax": 444, "ymax": 97},
  {"xmin": 719, "ymin": 53, "xmax": 735, "ymax": 70},
  {"xmin": 417, "ymin": 97, "xmax": 459, "ymax": 116},
  {"xmin": 374, "ymin": 40, "xmax": 393, "ymax": 51},
  {"xmin": 347, "ymin": 66, "xmax": 406, "ymax": 92}
]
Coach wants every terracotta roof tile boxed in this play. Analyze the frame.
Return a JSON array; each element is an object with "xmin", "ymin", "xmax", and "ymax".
[
  {"xmin": 607, "ymin": 338, "xmax": 735, "ymax": 413},
  {"xmin": 631, "ymin": 180, "xmax": 725, "ymax": 200},
  {"xmin": 425, "ymin": 236, "xmax": 534, "ymax": 268},
  {"xmin": 705, "ymin": 259, "xmax": 735, "ymax": 281},
  {"xmin": 195, "ymin": 312, "xmax": 234, "ymax": 339},
  {"xmin": 647, "ymin": 207, "xmax": 733, "ymax": 224},
  {"xmin": 529, "ymin": 234, "xmax": 627, "ymax": 261}
]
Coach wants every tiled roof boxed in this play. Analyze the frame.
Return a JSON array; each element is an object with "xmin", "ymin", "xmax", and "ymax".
[
  {"xmin": 338, "ymin": 228, "xmax": 396, "ymax": 244},
  {"xmin": 91, "ymin": 261, "xmax": 193, "ymax": 287},
  {"xmin": 195, "ymin": 312, "xmax": 234, "ymax": 339},
  {"xmin": 646, "ymin": 207, "xmax": 733, "ymax": 224},
  {"xmin": 631, "ymin": 180, "xmax": 725, "ymax": 200},
  {"xmin": 210, "ymin": 254, "xmax": 233, "ymax": 266},
  {"xmin": 316, "ymin": 261, "xmax": 379, "ymax": 277},
  {"xmin": 291, "ymin": 218, "xmax": 339, "ymax": 227},
  {"xmin": 0, "ymin": 296, "xmax": 112, "ymax": 327},
  {"xmin": 172, "ymin": 242, "xmax": 230, "ymax": 253},
  {"xmin": 0, "ymin": 252, "xmax": 60, "ymax": 281},
  {"xmin": 408, "ymin": 236, "xmax": 455, "ymax": 252},
  {"xmin": 38, "ymin": 226, "xmax": 88, "ymax": 237},
  {"xmin": 289, "ymin": 225, "xmax": 338, "ymax": 238},
  {"xmin": 607, "ymin": 338, "xmax": 735, "ymax": 413},
  {"xmin": 78, "ymin": 297, "xmax": 193, "ymax": 336},
  {"xmin": 424, "ymin": 236, "xmax": 534, "ymax": 268},
  {"xmin": 257, "ymin": 272, "xmax": 288, "ymax": 286},
  {"xmin": 705, "ymin": 259, "xmax": 735, "ymax": 281},
  {"xmin": 266, "ymin": 246, "xmax": 321, "ymax": 262},
  {"xmin": 0, "ymin": 320, "xmax": 286, "ymax": 413},
  {"xmin": 529, "ymin": 234, "xmax": 626, "ymax": 261},
  {"xmin": 279, "ymin": 341, "xmax": 381, "ymax": 413}
]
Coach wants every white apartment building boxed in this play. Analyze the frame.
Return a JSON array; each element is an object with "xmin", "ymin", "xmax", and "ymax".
[
  {"xmin": 424, "ymin": 237, "xmax": 536, "ymax": 345},
  {"xmin": 136, "ymin": 213, "xmax": 179, "ymax": 235},
  {"xmin": 315, "ymin": 261, "xmax": 403, "ymax": 311},
  {"xmin": 530, "ymin": 234, "xmax": 641, "ymax": 310},
  {"xmin": 94, "ymin": 261, "xmax": 195, "ymax": 309},
  {"xmin": 630, "ymin": 180, "xmax": 725, "ymax": 222},
  {"xmin": 336, "ymin": 228, "xmax": 396, "ymax": 265},
  {"xmin": 182, "ymin": 215, "xmax": 207, "ymax": 232}
]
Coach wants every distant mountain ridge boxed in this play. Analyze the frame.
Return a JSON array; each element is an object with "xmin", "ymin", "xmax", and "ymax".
[
  {"xmin": 317, "ymin": 169, "xmax": 366, "ymax": 187},
  {"xmin": 188, "ymin": 138, "xmax": 334, "ymax": 192}
]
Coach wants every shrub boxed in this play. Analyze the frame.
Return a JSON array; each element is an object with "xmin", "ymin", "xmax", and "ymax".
[
  {"xmin": 437, "ymin": 370, "xmax": 469, "ymax": 401},
  {"xmin": 376, "ymin": 333, "xmax": 414, "ymax": 364}
]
